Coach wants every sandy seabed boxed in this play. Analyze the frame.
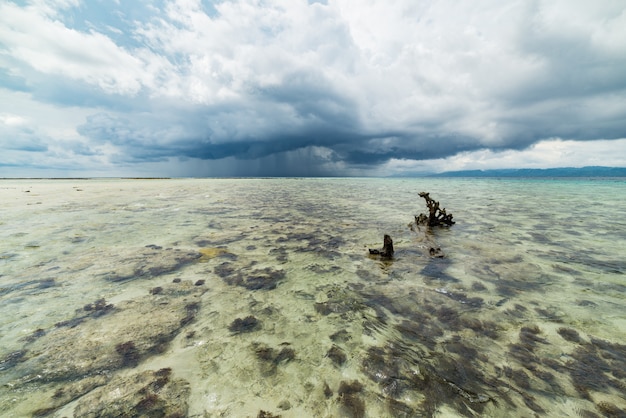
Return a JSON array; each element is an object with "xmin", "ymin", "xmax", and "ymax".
[{"xmin": 1, "ymin": 178, "xmax": 625, "ymax": 417}]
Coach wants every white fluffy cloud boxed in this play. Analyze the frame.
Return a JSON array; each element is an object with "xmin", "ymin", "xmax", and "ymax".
[{"xmin": 0, "ymin": 0, "xmax": 625, "ymax": 176}]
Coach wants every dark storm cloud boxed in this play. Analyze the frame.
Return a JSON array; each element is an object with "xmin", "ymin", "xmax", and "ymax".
[{"xmin": 1, "ymin": 0, "xmax": 625, "ymax": 176}]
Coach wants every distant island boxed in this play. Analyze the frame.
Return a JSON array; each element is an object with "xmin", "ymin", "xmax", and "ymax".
[{"xmin": 429, "ymin": 166, "xmax": 626, "ymax": 178}]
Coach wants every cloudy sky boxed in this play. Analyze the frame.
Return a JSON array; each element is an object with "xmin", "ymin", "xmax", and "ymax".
[{"xmin": 1, "ymin": 0, "xmax": 625, "ymax": 177}]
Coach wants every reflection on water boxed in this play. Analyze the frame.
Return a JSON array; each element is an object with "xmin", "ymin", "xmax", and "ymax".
[{"xmin": 1, "ymin": 178, "xmax": 625, "ymax": 417}]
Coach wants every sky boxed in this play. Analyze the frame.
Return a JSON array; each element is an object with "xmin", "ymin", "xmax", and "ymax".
[{"xmin": 1, "ymin": 0, "xmax": 625, "ymax": 177}]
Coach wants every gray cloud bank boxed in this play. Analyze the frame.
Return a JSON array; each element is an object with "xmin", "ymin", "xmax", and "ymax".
[{"xmin": 1, "ymin": 0, "xmax": 625, "ymax": 176}]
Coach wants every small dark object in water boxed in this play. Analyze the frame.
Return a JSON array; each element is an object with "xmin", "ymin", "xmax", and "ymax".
[
  {"xmin": 429, "ymin": 247, "xmax": 445, "ymax": 258},
  {"xmin": 257, "ymin": 411, "xmax": 281, "ymax": 418},
  {"xmin": 369, "ymin": 235, "xmax": 394, "ymax": 258},
  {"xmin": 229, "ymin": 315, "xmax": 260, "ymax": 333},
  {"xmin": 150, "ymin": 286, "xmax": 163, "ymax": 295},
  {"xmin": 194, "ymin": 279, "xmax": 205, "ymax": 286},
  {"xmin": 172, "ymin": 278, "xmax": 181, "ymax": 283}
]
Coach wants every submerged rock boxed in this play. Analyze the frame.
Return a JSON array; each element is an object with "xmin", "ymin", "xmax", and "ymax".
[
  {"xmin": 4, "ymin": 282, "xmax": 204, "ymax": 386},
  {"xmin": 73, "ymin": 368, "xmax": 190, "ymax": 418}
]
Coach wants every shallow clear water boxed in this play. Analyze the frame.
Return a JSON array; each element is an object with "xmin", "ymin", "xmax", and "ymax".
[{"xmin": 1, "ymin": 178, "xmax": 625, "ymax": 417}]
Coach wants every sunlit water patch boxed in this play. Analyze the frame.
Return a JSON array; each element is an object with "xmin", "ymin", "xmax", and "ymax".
[{"xmin": 0, "ymin": 178, "xmax": 625, "ymax": 417}]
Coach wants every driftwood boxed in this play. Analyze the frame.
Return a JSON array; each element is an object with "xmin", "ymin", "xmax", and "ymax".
[
  {"xmin": 370, "ymin": 192, "xmax": 454, "ymax": 259},
  {"xmin": 411, "ymin": 192, "xmax": 454, "ymax": 257},
  {"xmin": 417, "ymin": 192, "xmax": 455, "ymax": 227}
]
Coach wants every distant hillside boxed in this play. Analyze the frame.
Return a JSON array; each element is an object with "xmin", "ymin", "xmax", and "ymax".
[{"xmin": 432, "ymin": 166, "xmax": 626, "ymax": 178}]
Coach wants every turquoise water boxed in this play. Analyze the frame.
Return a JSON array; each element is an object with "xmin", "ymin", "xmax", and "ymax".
[{"xmin": 0, "ymin": 178, "xmax": 625, "ymax": 417}]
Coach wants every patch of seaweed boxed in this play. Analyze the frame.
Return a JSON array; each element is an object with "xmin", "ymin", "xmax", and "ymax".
[
  {"xmin": 180, "ymin": 302, "xmax": 200, "ymax": 326},
  {"xmin": 435, "ymin": 288, "xmax": 483, "ymax": 308},
  {"xmin": 386, "ymin": 398, "xmax": 416, "ymax": 418},
  {"xmin": 396, "ymin": 319, "xmax": 443, "ymax": 350},
  {"xmin": 327, "ymin": 345, "xmax": 347, "ymax": 367},
  {"xmin": 567, "ymin": 345, "xmax": 615, "ymax": 400},
  {"xmin": 116, "ymin": 341, "xmax": 140, "ymax": 367},
  {"xmin": 330, "ymin": 329, "xmax": 351, "ymax": 343},
  {"xmin": 557, "ymin": 327, "xmax": 582, "ymax": 343},
  {"xmin": 20, "ymin": 328, "xmax": 46, "ymax": 343},
  {"xmin": 595, "ymin": 401, "xmax": 626, "ymax": 417},
  {"xmin": 421, "ymin": 258, "xmax": 458, "ymax": 283},
  {"xmin": 269, "ymin": 247, "xmax": 288, "ymax": 263},
  {"xmin": 229, "ymin": 316, "xmax": 260, "ymax": 334},
  {"xmin": 218, "ymin": 263, "xmax": 286, "ymax": 291},
  {"xmin": 443, "ymin": 336, "xmax": 480, "ymax": 361},
  {"xmin": 361, "ymin": 345, "xmax": 416, "ymax": 399},
  {"xmin": 471, "ymin": 281, "xmax": 487, "ymax": 291},
  {"xmin": 307, "ymin": 264, "xmax": 342, "ymax": 275},
  {"xmin": 458, "ymin": 317, "xmax": 500, "ymax": 339},
  {"xmin": 55, "ymin": 298, "xmax": 116, "ymax": 328},
  {"xmin": 534, "ymin": 307, "xmax": 564, "ymax": 323},
  {"xmin": 253, "ymin": 343, "xmax": 295, "ymax": 376},
  {"xmin": 214, "ymin": 262, "xmax": 236, "ymax": 278},
  {"xmin": 83, "ymin": 298, "xmax": 114, "ymax": 316},
  {"xmin": 407, "ymin": 359, "xmax": 492, "ymax": 416},
  {"xmin": 0, "ymin": 350, "xmax": 27, "ymax": 371},
  {"xmin": 338, "ymin": 380, "xmax": 365, "ymax": 418},
  {"xmin": 519, "ymin": 325, "xmax": 548, "ymax": 347}
]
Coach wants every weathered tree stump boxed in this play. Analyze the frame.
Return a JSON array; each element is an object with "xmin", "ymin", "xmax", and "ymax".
[
  {"xmin": 368, "ymin": 234, "xmax": 394, "ymax": 258},
  {"xmin": 412, "ymin": 192, "xmax": 454, "ymax": 257},
  {"xmin": 417, "ymin": 192, "xmax": 455, "ymax": 227}
]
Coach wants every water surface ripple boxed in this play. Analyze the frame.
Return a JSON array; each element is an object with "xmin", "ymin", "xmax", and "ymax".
[{"xmin": 1, "ymin": 178, "xmax": 625, "ymax": 417}]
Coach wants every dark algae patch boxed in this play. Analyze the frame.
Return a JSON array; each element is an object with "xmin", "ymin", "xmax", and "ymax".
[
  {"xmin": 253, "ymin": 343, "xmax": 296, "ymax": 376},
  {"xmin": 216, "ymin": 262, "xmax": 286, "ymax": 290},
  {"xmin": 326, "ymin": 344, "xmax": 347, "ymax": 367},
  {"xmin": 229, "ymin": 315, "xmax": 260, "ymax": 333},
  {"xmin": 337, "ymin": 380, "xmax": 365, "ymax": 418},
  {"xmin": 3, "ymin": 181, "xmax": 626, "ymax": 416}
]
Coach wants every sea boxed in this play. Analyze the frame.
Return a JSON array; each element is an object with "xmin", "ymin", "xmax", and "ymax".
[{"xmin": 0, "ymin": 177, "xmax": 624, "ymax": 417}]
